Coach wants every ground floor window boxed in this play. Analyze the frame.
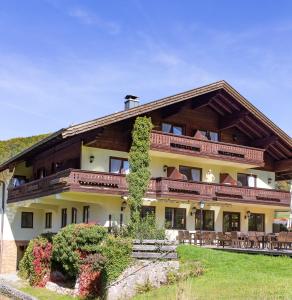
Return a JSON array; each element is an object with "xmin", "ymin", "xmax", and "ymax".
[
  {"xmin": 45, "ymin": 212, "xmax": 52, "ymax": 229},
  {"xmin": 83, "ymin": 206, "xmax": 90, "ymax": 223},
  {"xmin": 223, "ymin": 212, "xmax": 240, "ymax": 232},
  {"xmin": 141, "ymin": 206, "xmax": 156, "ymax": 218},
  {"xmin": 195, "ymin": 210, "xmax": 214, "ymax": 231},
  {"xmin": 21, "ymin": 212, "xmax": 33, "ymax": 228},
  {"xmin": 248, "ymin": 213, "xmax": 265, "ymax": 232},
  {"xmin": 61, "ymin": 208, "xmax": 67, "ymax": 228},
  {"xmin": 71, "ymin": 207, "xmax": 77, "ymax": 224},
  {"xmin": 165, "ymin": 207, "xmax": 186, "ymax": 230}
]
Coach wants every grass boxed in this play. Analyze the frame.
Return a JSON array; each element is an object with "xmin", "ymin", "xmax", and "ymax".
[
  {"xmin": 21, "ymin": 286, "xmax": 77, "ymax": 300},
  {"xmin": 134, "ymin": 245, "xmax": 292, "ymax": 300}
]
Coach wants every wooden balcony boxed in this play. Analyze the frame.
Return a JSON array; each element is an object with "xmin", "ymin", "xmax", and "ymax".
[
  {"xmin": 7, "ymin": 169, "xmax": 290, "ymax": 207},
  {"xmin": 151, "ymin": 131, "xmax": 265, "ymax": 166}
]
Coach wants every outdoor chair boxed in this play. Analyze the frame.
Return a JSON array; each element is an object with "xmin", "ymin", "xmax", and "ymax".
[
  {"xmin": 270, "ymin": 232, "xmax": 288, "ymax": 250},
  {"xmin": 231, "ymin": 231, "xmax": 244, "ymax": 248},
  {"xmin": 217, "ymin": 232, "xmax": 231, "ymax": 248},
  {"xmin": 246, "ymin": 232, "xmax": 260, "ymax": 248}
]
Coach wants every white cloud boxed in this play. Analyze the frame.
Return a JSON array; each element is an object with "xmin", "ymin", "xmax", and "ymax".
[{"xmin": 68, "ymin": 8, "xmax": 120, "ymax": 34}]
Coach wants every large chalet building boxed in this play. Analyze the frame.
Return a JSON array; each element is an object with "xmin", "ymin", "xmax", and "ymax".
[{"xmin": 0, "ymin": 80, "xmax": 291, "ymax": 273}]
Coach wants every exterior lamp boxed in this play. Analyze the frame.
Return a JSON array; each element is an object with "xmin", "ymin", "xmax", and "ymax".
[
  {"xmin": 268, "ymin": 177, "xmax": 272, "ymax": 185},
  {"xmin": 200, "ymin": 200, "xmax": 205, "ymax": 209},
  {"xmin": 163, "ymin": 165, "xmax": 168, "ymax": 172},
  {"xmin": 121, "ymin": 200, "xmax": 127, "ymax": 212},
  {"xmin": 245, "ymin": 211, "xmax": 251, "ymax": 219},
  {"xmin": 89, "ymin": 155, "xmax": 95, "ymax": 163},
  {"xmin": 190, "ymin": 206, "xmax": 197, "ymax": 216}
]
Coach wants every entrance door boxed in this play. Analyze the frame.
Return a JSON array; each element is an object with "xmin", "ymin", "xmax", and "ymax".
[{"xmin": 223, "ymin": 212, "xmax": 240, "ymax": 232}]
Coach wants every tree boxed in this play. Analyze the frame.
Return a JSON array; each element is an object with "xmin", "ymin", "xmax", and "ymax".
[{"xmin": 127, "ymin": 116, "xmax": 153, "ymax": 224}]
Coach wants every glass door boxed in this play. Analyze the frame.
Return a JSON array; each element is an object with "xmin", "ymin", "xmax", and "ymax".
[{"xmin": 223, "ymin": 212, "xmax": 240, "ymax": 232}]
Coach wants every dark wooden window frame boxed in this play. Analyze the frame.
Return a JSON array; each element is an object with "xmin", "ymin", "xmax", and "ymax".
[
  {"xmin": 71, "ymin": 207, "xmax": 77, "ymax": 224},
  {"xmin": 248, "ymin": 213, "xmax": 265, "ymax": 232},
  {"xmin": 198, "ymin": 129, "xmax": 221, "ymax": 141},
  {"xmin": 165, "ymin": 207, "xmax": 186, "ymax": 230},
  {"xmin": 141, "ymin": 206, "xmax": 156, "ymax": 219},
  {"xmin": 45, "ymin": 212, "xmax": 52, "ymax": 229},
  {"xmin": 21, "ymin": 212, "xmax": 33, "ymax": 229},
  {"xmin": 61, "ymin": 208, "xmax": 67, "ymax": 228},
  {"xmin": 223, "ymin": 211, "xmax": 241, "ymax": 232},
  {"xmin": 161, "ymin": 122, "xmax": 185, "ymax": 135},
  {"xmin": 109, "ymin": 156, "xmax": 129, "ymax": 174},
  {"xmin": 83, "ymin": 206, "xmax": 90, "ymax": 223},
  {"xmin": 195, "ymin": 210, "xmax": 215, "ymax": 231},
  {"xmin": 237, "ymin": 173, "xmax": 257, "ymax": 188},
  {"xmin": 179, "ymin": 165, "xmax": 202, "ymax": 182}
]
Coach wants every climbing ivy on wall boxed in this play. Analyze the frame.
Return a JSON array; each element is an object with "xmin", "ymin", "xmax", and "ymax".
[{"xmin": 127, "ymin": 116, "xmax": 153, "ymax": 224}]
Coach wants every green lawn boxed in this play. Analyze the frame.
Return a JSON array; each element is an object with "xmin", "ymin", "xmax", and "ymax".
[
  {"xmin": 21, "ymin": 286, "xmax": 77, "ymax": 300},
  {"xmin": 134, "ymin": 245, "xmax": 292, "ymax": 300}
]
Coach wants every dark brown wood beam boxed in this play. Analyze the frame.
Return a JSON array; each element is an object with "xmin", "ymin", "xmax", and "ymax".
[
  {"xmin": 275, "ymin": 142, "xmax": 292, "ymax": 157},
  {"xmin": 219, "ymin": 111, "xmax": 249, "ymax": 131},
  {"xmin": 274, "ymin": 158, "xmax": 292, "ymax": 172},
  {"xmin": 191, "ymin": 96, "xmax": 212, "ymax": 110},
  {"xmin": 160, "ymin": 103, "xmax": 183, "ymax": 118},
  {"xmin": 245, "ymin": 116, "xmax": 270, "ymax": 136},
  {"xmin": 267, "ymin": 148, "xmax": 282, "ymax": 160},
  {"xmin": 269, "ymin": 145, "xmax": 287, "ymax": 160},
  {"xmin": 209, "ymin": 102, "xmax": 225, "ymax": 115},
  {"xmin": 235, "ymin": 124, "xmax": 254, "ymax": 139},
  {"xmin": 212, "ymin": 97, "xmax": 233, "ymax": 114},
  {"xmin": 217, "ymin": 92, "xmax": 241, "ymax": 111},
  {"xmin": 240, "ymin": 119, "xmax": 263, "ymax": 138},
  {"xmin": 252, "ymin": 135, "xmax": 278, "ymax": 149}
]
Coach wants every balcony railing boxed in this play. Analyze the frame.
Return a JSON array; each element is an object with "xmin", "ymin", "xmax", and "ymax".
[
  {"xmin": 151, "ymin": 131, "xmax": 265, "ymax": 166},
  {"xmin": 7, "ymin": 169, "xmax": 290, "ymax": 207}
]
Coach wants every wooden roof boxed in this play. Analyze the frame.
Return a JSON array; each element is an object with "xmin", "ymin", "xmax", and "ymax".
[{"xmin": 1, "ymin": 80, "xmax": 291, "ymax": 174}]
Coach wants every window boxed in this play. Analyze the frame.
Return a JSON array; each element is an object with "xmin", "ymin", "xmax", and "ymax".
[
  {"xmin": 237, "ymin": 173, "xmax": 257, "ymax": 188},
  {"xmin": 179, "ymin": 166, "xmax": 202, "ymax": 181},
  {"xmin": 162, "ymin": 123, "xmax": 183, "ymax": 135},
  {"xmin": 45, "ymin": 212, "xmax": 52, "ymax": 229},
  {"xmin": 223, "ymin": 212, "xmax": 240, "ymax": 232},
  {"xmin": 248, "ymin": 213, "xmax": 265, "ymax": 232},
  {"xmin": 109, "ymin": 157, "xmax": 129, "ymax": 174},
  {"xmin": 195, "ymin": 210, "xmax": 215, "ymax": 231},
  {"xmin": 199, "ymin": 130, "xmax": 219, "ymax": 141},
  {"xmin": 21, "ymin": 212, "xmax": 33, "ymax": 228},
  {"xmin": 165, "ymin": 207, "xmax": 186, "ymax": 230},
  {"xmin": 83, "ymin": 206, "xmax": 90, "ymax": 223},
  {"xmin": 141, "ymin": 206, "xmax": 156, "ymax": 219},
  {"xmin": 71, "ymin": 208, "xmax": 77, "ymax": 224},
  {"xmin": 61, "ymin": 208, "xmax": 67, "ymax": 228}
]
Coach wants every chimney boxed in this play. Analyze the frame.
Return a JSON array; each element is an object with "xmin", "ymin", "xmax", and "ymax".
[{"xmin": 124, "ymin": 95, "xmax": 139, "ymax": 110}]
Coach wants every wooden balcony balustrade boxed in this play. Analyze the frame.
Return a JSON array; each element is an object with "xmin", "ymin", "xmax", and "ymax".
[
  {"xmin": 150, "ymin": 131, "xmax": 265, "ymax": 166},
  {"xmin": 7, "ymin": 169, "xmax": 290, "ymax": 207}
]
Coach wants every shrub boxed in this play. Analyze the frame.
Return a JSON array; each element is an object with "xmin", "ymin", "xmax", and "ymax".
[
  {"xmin": 101, "ymin": 235, "xmax": 132, "ymax": 285},
  {"xmin": 135, "ymin": 278, "xmax": 155, "ymax": 294},
  {"xmin": 78, "ymin": 253, "xmax": 106, "ymax": 298},
  {"xmin": 126, "ymin": 213, "xmax": 166, "ymax": 240},
  {"xmin": 127, "ymin": 116, "xmax": 153, "ymax": 224},
  {"xmin": 52, "ymin": 224, "xmax": 107, "ymax": 279},
  {"xmin": 19, "ymin": 235, "xmax": 52, "ymax": 287}
]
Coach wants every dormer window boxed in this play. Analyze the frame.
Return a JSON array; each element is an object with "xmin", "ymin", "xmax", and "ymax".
[{"xmin": 162, "ymin": 123, "xmax": 183, "ymax": 135}]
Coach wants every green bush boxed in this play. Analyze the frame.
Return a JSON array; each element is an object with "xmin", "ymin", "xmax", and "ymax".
[
  {"xmin": 18, "ymin": 235, "xmax": 52, "ymax": 286},
  {"xmin": 126, "ymin": 213, "xmax": 166, "ymax": 240},
  {"xmin": 101, "ymin": 235, "xmax": 132, "ymax": 285},
  {"xmin": 52, "ymin": 224, "xmax": 107, "ymax": 279}
]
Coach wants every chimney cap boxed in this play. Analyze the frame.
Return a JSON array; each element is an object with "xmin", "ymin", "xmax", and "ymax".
[{"xmin": 125, "ymin": 95, "xmax": 139, "ymax": 100}]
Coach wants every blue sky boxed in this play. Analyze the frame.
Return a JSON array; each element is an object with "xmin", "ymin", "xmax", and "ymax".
[{"xmin": 0, "ymin": 0, "xmax": 292, "ymax": 140}]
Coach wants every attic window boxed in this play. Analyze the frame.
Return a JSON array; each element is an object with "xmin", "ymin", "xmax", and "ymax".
[{"xmin": 162, "ymin": 123, "xmax": 183, "ymax": 135}]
